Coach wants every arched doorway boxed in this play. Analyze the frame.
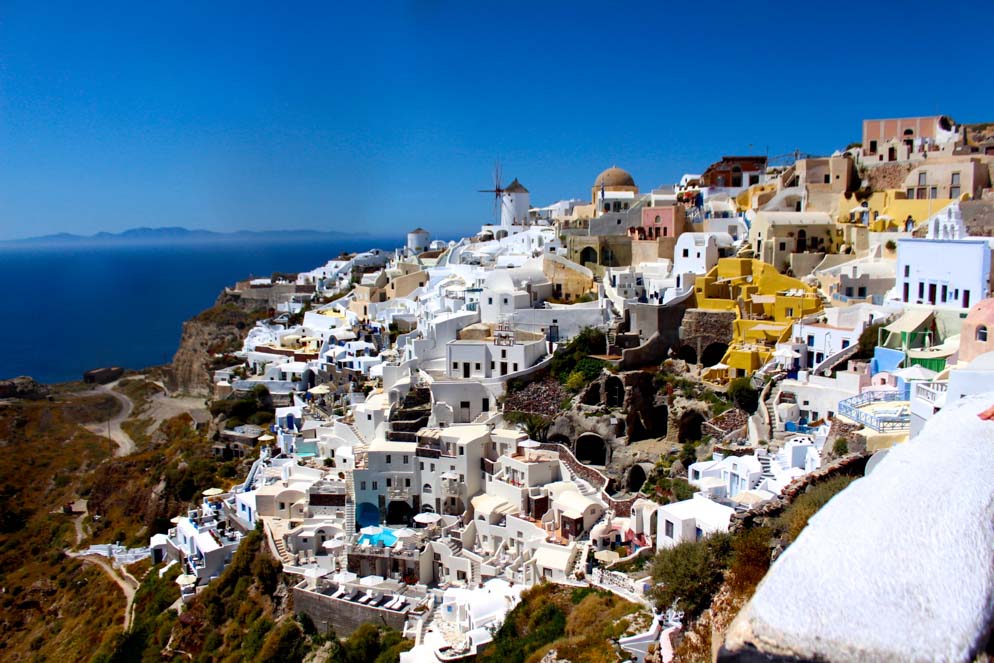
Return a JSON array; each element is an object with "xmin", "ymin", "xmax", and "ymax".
[
  {"xmin": 581, "ymin": 382, "xmax": 601, "ymax": 406},
  {"xmin": 701, "ymin": 343, "xmax": 728, "ymax": 368},
  {"xmin": 575, "ymin": 432, "xmax": 607, "ymax": 465},
  {"xmin": 579, "ymin": 246, "xmax": 598, "ymax": 266},
  {"xmin": 356, "ymin": 502, "xmax": 380, "ymax": 529},
  {"xmin": 605, "ymin": 376, "xmax": 625, "ymax": 408},
  {"xmin": 676, "ymin": 345, "xmax": 698, "ymax": 364},
  {"xmin": 627, "ymin": 465, "xmax": 647, "ymax": 493},
  {"xmin": 678, "ymin": 410, "xmax": 705, "ymax": 445},
  {"xmin": 386, "ymin": 501, "xmax": 413, "ymax": 525},
  {"xmin": 796, "ymin": 229, "xmax": 807, "ymax": 252},
  {"xmin": 548, "ymin": 433, "xmax": 570, "ymax": 448}
]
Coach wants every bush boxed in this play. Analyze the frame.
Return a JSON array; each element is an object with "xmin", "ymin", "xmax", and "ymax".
[
  {"xmin": 856, "ymin": 322, "xmax": 885, "ymax": 360},
  {"xmin": 650, "ymin": 533, "xmax": 732, "ymax": 618},
  {"xmin": 256, "ymin": 619, "xmax": 306, "ymax": 662},
  {"xmin": 773, "ymin": 475, "xmax": 856, "ymax": 545},
  {"xmin": 885, "ymin": 239, "xmax": 897, "ymax": 251},
  {"xmin": 833, "ymin": 437, "xmax": 848, "ymax": 456},
  {"xmin": 727, "ymin": 526, "xmax": 772, "ymax": 594},
  {"xmin": 727, "ymin": 377, "xmax": 759, "ymax": 414},
  {"xmin": 679, "ymin": 441, "xmax": 698, "ymax": 469}
]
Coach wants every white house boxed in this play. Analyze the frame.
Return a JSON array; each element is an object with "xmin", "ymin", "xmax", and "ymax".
[
  {"xmin": 895, "ymin": 238, "xmax": 992, "ymax": 309},
  {"xmin": 654, "ymin": 494, "xmax": 735, "ymax": 549}
]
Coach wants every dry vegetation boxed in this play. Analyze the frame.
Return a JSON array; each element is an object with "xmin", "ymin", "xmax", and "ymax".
[{"xmin": 477, "ymin": 583, "xmax": 651, "ymax": 663}]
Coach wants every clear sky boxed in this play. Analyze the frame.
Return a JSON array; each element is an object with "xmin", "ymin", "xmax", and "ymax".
[{"xmin": 2, "ymin": 0, "xmax": 992, "ymax": 240}]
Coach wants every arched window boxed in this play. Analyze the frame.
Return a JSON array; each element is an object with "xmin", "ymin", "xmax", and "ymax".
[
  {"xmin": 422, "ymin": 483, "xmax": 433, "ymax": 493},
  {"xmin": 654, "ymin": 215, "xmax": 661, "ymax": 223},
  {"xmin": 978, "ymin": 325, "xmax": 989, "ymax": 343}
]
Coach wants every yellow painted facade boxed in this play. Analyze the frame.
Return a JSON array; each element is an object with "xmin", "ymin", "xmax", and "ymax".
[
  {"xmin": 840, "ymin": 190, "xmax": 958, "ymax": 231},
  {"xmin": 694, "ymin": 259, "xmax": 822, "ymax": 382}
]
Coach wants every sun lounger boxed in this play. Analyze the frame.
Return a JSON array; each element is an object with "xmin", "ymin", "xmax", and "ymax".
[
  {"xmin": 358, "ymin": 591, "xmax": 373, "ymax": 604},
  {"xmin": 331, "ymin": 585, "xmax": 347, "ymax": 599}
]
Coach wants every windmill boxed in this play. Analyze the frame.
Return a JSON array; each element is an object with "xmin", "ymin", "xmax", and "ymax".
[{"xmin": 478, "ymin": 161, "xmax": 504, "ymax": 226}]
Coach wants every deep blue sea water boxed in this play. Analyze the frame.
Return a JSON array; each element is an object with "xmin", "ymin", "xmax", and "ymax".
[{"xmin": 0, "ymin": 237, "xmax": 402, "ymax": 383}]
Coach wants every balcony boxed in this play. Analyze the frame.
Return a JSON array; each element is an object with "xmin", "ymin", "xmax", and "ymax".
[
  {"xmin": 387, "ymin": 486, "xmax": 410, "ymax": 501},
  {"xmin": 838, "ymin": 389, "xmax": 910, "ymax": 433},
  {"xmin": 914, "ymin": 381, "xmax": 948, "ymax": 407}
]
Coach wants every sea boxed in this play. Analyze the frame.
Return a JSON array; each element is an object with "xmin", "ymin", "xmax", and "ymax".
[{"xmin": 0, "ymin": 236, "xmax": 404, "ymax": 384}]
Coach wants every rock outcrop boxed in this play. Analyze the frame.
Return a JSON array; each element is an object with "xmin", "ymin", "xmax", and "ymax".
[
  {"xmin": 169, "ymin": 290, "xmax": 270, "ymax": 395},
  {"xmin": 0, "ymin": 376, "xmax": 51, "ymax": 400}
]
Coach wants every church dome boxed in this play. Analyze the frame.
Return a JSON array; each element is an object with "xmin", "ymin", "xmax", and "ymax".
[{"xmin": 594, "ymin": 166, "xmax": 636, "ymax": 188}]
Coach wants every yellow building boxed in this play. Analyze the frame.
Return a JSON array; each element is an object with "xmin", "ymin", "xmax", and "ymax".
[
  {"xmin": 841, "ymin": 190, "xmax": 959, "ymax": 232},
  {"xmin": 693, "ymin": 259, "xmax": 823, "ymax": 383}
]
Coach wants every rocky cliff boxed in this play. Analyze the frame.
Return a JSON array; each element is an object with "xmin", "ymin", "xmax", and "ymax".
[{"xmin": 169, "ymin": 290, "xmax": 271, "ymax": 395}]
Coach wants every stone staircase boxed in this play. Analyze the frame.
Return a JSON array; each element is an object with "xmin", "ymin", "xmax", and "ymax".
[
  {"xmin": 273, "ymin": 536, "xmax": 294, "ymax": 565},
  {"xmin": 443, "ymin": 538, "xmax": 462, "ymax": 555}
]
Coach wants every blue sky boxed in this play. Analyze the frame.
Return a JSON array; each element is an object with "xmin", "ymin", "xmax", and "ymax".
[{"xmin": 2, "ymin": 1, "xmax": 992, "ymax": 240}]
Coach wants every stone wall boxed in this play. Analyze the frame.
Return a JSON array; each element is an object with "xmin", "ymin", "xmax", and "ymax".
[
  {"xmin": 679, "ymin": 309, "xmax": 736, "ymax": 358},
  {"xmin": 728, "ymin": 451, "xmax": 871, "ymax": 534},
  {"xmin": 293, "ymin": 585, "xmax": 409, "ymax": 636}
]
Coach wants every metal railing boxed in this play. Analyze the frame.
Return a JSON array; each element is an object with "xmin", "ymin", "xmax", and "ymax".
[{"xmin": 838, "ymin": 389, "xmax": 909, "ymax": 432}]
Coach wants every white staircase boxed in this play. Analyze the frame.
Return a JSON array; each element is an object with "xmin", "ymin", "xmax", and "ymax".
[{"xmin": 345, "ymin": 472, "xmax": 357, "ymax": 535}]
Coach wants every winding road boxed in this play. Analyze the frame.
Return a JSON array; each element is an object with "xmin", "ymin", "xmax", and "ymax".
[{"xmin": 83, "ymin": 380, "xmax": 136, "ymax": 456}]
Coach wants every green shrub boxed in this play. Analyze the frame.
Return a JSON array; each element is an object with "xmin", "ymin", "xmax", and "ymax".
[
  {"xmin": 727, "ymin": 377, "xmax": 759, "ymax": 414},
  {"xmin": 650, "ymin": 533, "xmax": 732, "ymax": 618},
  {"xmin": 727, "ymin": 526, "xmax": 772, "ymax": 594},
  {"xmin": 833, "ymin": 437, "xmax": 848, "ymax": 456}
]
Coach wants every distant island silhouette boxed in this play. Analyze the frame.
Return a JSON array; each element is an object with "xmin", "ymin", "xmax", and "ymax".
[{"xmin": 1, "ymin": 226, "xmax": 368, "ymax": 246}]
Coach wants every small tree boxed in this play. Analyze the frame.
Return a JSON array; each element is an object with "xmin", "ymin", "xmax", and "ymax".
[{"xmin": 727, "ymin": 377, "xmax": 759, "ymax": 414}]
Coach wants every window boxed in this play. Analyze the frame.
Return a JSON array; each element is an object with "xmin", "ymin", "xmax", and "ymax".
[
  {"xmin": 655, "ymin": 215, "xmax": 661, "ymax": 223},
  {"xmin": 951, "ymin": 172, "xmax": 961, "ymax": 185},
  {"xmin": 918, "ymin": 282, "xmax": 924, "ymax": 300},
  {"xmin": 930, "ymin": 186, "xmax": 937, "ymax": 199},
  {"xmin": 807, "ymin": 335, "xmax": 815, "ymax": 347},
  {"xmin": 482, "ymin": 399, "xmax": 490, "ymax": 412},
  {"xmin": 842, "ymin": 340, "xmax": 850, "ymax": 349},
  {"xmin": 360, "ymin": 481, "xmax": 366, "ymax": 490},
  {"xmin": 405, "ymin": 478, "xmax": 411, "ymax": 487},
  {"xmin": 501, "ymin": 349, "xmax": 507, "ymax": 358},
  {"xmin": 431, "ymin": 463, "xmax": 435, "ymax": 472},
  {"xmin": 403, "ymin": 455, "xmax": 409, "ymax": 464},
  {"xmin": 869, "ymin": 140, "xmax": 877, "ymax": 153},
  {"xmin": 452, "ymin": 362, "xmax": 458, "ymax": 370},
  {"xmin": 459, "ymin": 447, "xmax": 465, "ymax": 456},
  {"xmin": 460, "ymin": 401, "xmax": 470, "ymax": 410},
  {"xmin": 904, "ymin": 265, "xmax": 910, "ymax": 277},
  {"xmin": 372, "ymin": 481, "xmax": 378, "ymax": 490},
  {"xmin": 951, "ymin": 172, "xmax": 961, "ymax": 198},
  {"xmin": 386, "ymin": 478, "xmax": 392, "ymax": 487},
  {"xmin": 459, "ymin": 474, "xmax": 465, "ymax": 482},
  {"xmin": 779, "ymin": 241, "xmax": 787, "ymax": 251},
  {"xmin": 386, "ymin": 454, "xmax": 391, "ymax": 464},
  {"xmin": 918, "ymin": 172, "xmax": 927, "ymax": 186},
  {"xmin": 513, "ymin": 363, "xmax": 518, "ymax": 371},
  {"xmin": 664, "ymin": 520, "xmax": 674, "ymax": 538},
  {"xmin": 423, "ymin": 483, "xmax": 432, "ymax": 493},
  {"xmin": 488, "ymin": 297, "xmax": 493, "ymax": 305},
  {"xmin": 916, "ymin": 187, "xmax": 926, "ymax": 200},
  {"xmin": 906, "ymin": 188, "xmax": 915, "ymax": 199},
  {"xmin": 682, "ymin": 248, "xmax": 689, "ymax": 258},
  {"xmin": 785, "ymin": 307, "xmax": 794, "ymax": 317},
  {"xmin": 941, "ymin": 285, "xmax": 948, "ymax": 302},
  {"xmin": 475, "ymin": 363, "xmax": 481, "ymax": 370},
  {"xmin": 978, "ymin": 325, "xmax": 989, "ymax": 342},
  {"xmin": 420, "ymin": 462, "xmax": 424, "ymax": 470},
  {"xmin": 857, "ymin": 286, "xmax": 867, "ymax": 297}
]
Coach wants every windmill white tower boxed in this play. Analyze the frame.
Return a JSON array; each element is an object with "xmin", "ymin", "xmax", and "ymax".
[{"xmin": 500, "ymin": 178, "xmax": 530, "ymax": 229}]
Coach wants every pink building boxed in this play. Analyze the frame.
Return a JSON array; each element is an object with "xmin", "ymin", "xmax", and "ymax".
[
  {"xmin": 633, "ymin": 205, "xmax": 684, "ymax": 241},
  {"xmin": 960, "ymin": 298, "xmax": 994, "ymax": 363}
]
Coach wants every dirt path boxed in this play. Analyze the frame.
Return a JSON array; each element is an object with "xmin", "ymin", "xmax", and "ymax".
[
  {"xmin": 67, "ymin": 552, "xmax": 138, "ymax": 631},
  {"xmin": 82, "ymin": 380, "xmax": 136, "ymax": 456}
]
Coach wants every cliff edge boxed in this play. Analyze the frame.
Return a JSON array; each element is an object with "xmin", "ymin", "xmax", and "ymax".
[{"xmin": 169, "ymin": 290, "xmax": 270, "ymax": 395}]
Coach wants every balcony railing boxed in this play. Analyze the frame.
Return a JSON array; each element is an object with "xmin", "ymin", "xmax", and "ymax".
[
  {"xmin": 914, "ymin": 381, "xmax": 949, "ymax": 406},
  {"xmin": 838, "ymin": 389, "xmax": 910, "ymax": 432}
]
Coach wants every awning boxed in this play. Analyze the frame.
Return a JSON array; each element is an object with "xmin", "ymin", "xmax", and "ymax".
[{"xmin": 884, "ymin": 310, "xmax": 933, "ymax": 335}]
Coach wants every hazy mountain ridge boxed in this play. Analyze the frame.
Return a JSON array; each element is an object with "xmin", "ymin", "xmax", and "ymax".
[{"xmin": 2, "ymin": 226, "xmax": 366, "ymax": 245}]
